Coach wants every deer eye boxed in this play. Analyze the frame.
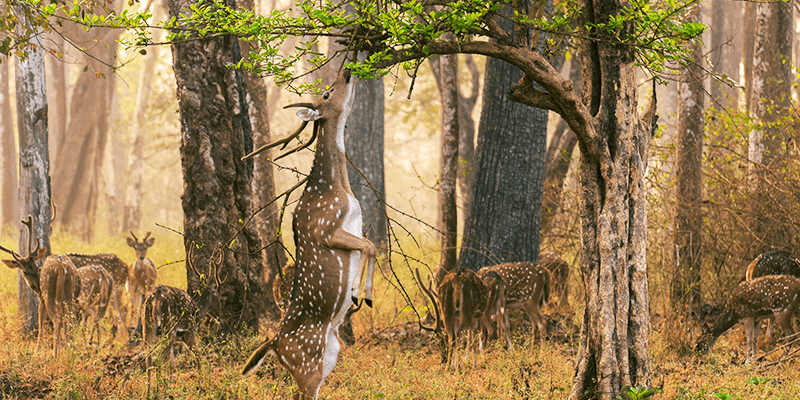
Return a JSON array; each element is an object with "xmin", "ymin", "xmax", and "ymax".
[{"xmin": 323, "ymin": 90, "xmax": 332, "ymax": 100}]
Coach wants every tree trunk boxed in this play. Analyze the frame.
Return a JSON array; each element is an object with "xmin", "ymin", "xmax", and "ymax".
[
  {"xmin": 672, "ymin": 6, "xmax": 704, "ymax": 309},
  {"xmin": 568, "ymin": 0, "xmax": 657, "ymax": 395},
  {"xmin": 123, "ymin": 4, "xmax": 163, "ymax": 232},
  {"xmin": 436, "ymin": 53, "xmax": 460, "ymax": 281},
  {"xmin": 747, "ymin": 0, "xmax": 793, "ymax": 253},
  {"xmin": 169, "ymin": 0, "xmax": 267, "ymax": 332},
  {"xmin": 708, "ymin": 0, "xmax": 730, "ymax": 108},
  {"xmin": 457, "ymin": 55, "xmax": 547, "ymax": 272},
  {"xmin": 345, "ymin": 54, "xmax": 387, "ymax": 250},
  {"xmin": 51, "ymin": 9, "xmax": 121, "ymax": 238},
  {"xmin": 1, "ymin": 59, "xmax": 18, "ymax": 227},
  {"xmin": 105, "ymin": 65, "xmax": 125, "ymax": 234},
  {"xmin": 45, "ymin": 36, "xmax": 68, "ymax": 160},
  {"xmin": 741, "ymin": 2, "xmax": 757, "ymax": 111},
  {"xmin": 237, "ymin": 0, "xmax": 286, "ymax": 317},
  {"xmin": 14, "ymin": 28, "xmax": 53, "ymax": 335}
]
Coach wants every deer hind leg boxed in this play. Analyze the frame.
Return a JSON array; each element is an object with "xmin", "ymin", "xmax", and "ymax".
[
  {"xmin": 326, "ymin": 229, "xmax": 376, "ymax": 306},
  {"xmin": 743, "ymin": 317, "xmax": 758, "ymax": 364},
  {"xmin": 524, "ymin": 299, "xmax": 546, "ymax": 346}
]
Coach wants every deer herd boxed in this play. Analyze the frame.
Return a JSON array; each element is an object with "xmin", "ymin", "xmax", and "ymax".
[{"xmin": 3, "ymin": 67, "xmax": 800, "ymax": 398}]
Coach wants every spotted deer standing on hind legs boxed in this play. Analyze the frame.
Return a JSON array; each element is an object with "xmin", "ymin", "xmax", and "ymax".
[
  {"xmin": 1, "ymin": 216, "xmax": 80, "ymax": 356},
  {"xmin": 241, "ymin": 68, "xmax": 377, "ymax": 400}
]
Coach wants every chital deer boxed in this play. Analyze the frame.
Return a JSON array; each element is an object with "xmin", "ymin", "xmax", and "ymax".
[
  {"xmin": 418, "ymin": 267, "xmax": 489, "ymax": 370},
  {"xmin": 75, "ymin": 265, "xmax": 115, "ymax": 347},
  {"xmin": 477, "ymin": 262, "xmax": 550, "ymax": 345},
  {"xmin": 1, "ymin": 216, "xmax": 80, "ymax": 356},
  {"xmin": 142, "ymin": 243, "xmax": 223, "ymax": 386},
  {"xmin": 539, "ymin": 252, "xmax": 569, "ymax": 308},
  {"xmin": 127, "ymin": 231, "xmax": 157, "ymax": 323},
  {"xmin": 745, "ymin": 250, "xmax": 800, "ymax": 338},
  {"xmin": 241, "ymin": 68, "xmax": 377, "ymax": 400},
  {"xmin": 695, "ymin": 274, "xmax": 800, "ymax": 364},
  {"xmin": 67, "ymin": 252, "xmax": 127, "ymax": 330},
  {"xmin": 479, "ymin": 270, "xmax": 511, "ymax": 348}
]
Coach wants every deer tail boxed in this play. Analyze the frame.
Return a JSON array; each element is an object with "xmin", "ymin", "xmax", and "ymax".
[
  {"xmin": 242, "ymin": 337, "xmax": 277, "ymax": 376},
  {"xmin": 541, "ymin": 269, "xmax": 550, "ymax": 308}
]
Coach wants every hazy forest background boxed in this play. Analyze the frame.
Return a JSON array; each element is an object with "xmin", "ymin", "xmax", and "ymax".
[{"xmin": 2, "ymin": 0, "xmax": 800, "ymax": 398}]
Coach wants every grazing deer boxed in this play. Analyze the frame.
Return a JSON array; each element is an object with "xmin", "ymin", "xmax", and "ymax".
[
  {"xmin": 479, "ymin": 270, "xmax": 511, "ymax": 348},
  {"xmin": 127, "ymin": 231, "xmax": 157, "ymax": 322},
  {"xmin": 539, "ymin": 252, "xmax": 569, "ymax": 308},
  {"xmin": 67, "ymin": 252, "xmax": 127, "ymax": 330},
  {"xmin": 1, "ymin": 217, "xmax": 80, "ymax": 356},
  {"xmin": 745, "ymin": 250, "xmax": 800, "ymax": 338},
  {"xmin": 477, "ymin": 262, "xmax": 550, "ymax": 345},
  {"xmin": 75, "ymin": 265, "xmax": 115, "ymax": 347},
  {"xmin": 695, "ymin": 274, "xmax": 800, "ymax": 364},
  {"xmin": 142, "ymin": 244, "xmax": 223, "ymax": 386},
  {"xmin": 241, "ymin": 68, "xmax": 377, "ymax": 400}
]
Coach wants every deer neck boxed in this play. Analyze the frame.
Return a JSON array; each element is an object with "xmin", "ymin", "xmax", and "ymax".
[{"xmin": 308, "ymin": 119, "xmax": 352, "ymax": 194}]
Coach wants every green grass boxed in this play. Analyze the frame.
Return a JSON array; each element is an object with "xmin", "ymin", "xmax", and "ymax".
[{"xmin": 1, "ymin": 228, "xmax": 800, "ymax": 399}]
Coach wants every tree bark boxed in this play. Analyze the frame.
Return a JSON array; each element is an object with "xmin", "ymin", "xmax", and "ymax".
[
  {"xmin": 436, "ymin": 53, "xmax": 460, "ymax": 281},
  {"xmin": 45, "ymin": 36, "xmax": 67, "ymax": 160},
  {"xmin": 672, "ymin": 5, "xmax": 704, "ymax": 308},
  {"xmin": 741, "ymin": 2, "xmax": 757, "ymax": 111},
  {"xmin": 14, "ymin": 27, "xmax": 53, "ymax": 335},
  {"xmin": 237, "ymin": 0, "xmax": 286, "ymax": 317},
  {"xmin": 457, "ymin": 55, "xmax": 547, "ymax": 272},
  {"xmin": 123, "ymin": 4, "xmax": 163, "ymax": 232},
  {"xmin": 746, "ymin": 0, "xmax": 793, "ymax": 253},
  {"xmin": 345, "ymin": 54, "xmax": 387, "ymax": 250},
  {"xmin": 1, "ymin": 59, "xmax": 18, "ymax": 227},
  {"xmin": 169, "ymin": 0, "xmax": 267, "ymax": 332}
]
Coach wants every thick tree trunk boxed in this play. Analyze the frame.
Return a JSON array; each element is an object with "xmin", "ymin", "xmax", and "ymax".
[
  {"xmin": 345, "ymin": 55, "xmax": 387, "ymax": 250},
  {"xmin": 741, "ymin": 2, "xmax": 757, "ymax": 111},
  {"xmin": 569, "ymin": 0, "xmax": 656, "ymax": 397},
  {"xmin": 170, "ymin": 0, "xmax": 267, "ymax": 332},
  {"xmin": 1, "ymin": 60, "xmax": 18, "ymax": 227},
  {"xmin": 15, "ymin": 29, "xmax": 53, "ymax": 335},
  {"xmin": 238, "ymin": 0, "xmax": 286, "ymax": 317},
  {"xmin": 45, "ymin": 35, "xmax": 67, "ymax": 159},
  {"xmin": 436, "ymin": 53, "xmax": 460, "ymax": 281},
  {"xmin": 457, "ymin": 55, "xmax": 547, "ymax": 272},
  {"xmin": 123, "ymin": 4, "xmax": 163, "ymax": 232},
  {"xmin": 672, "ymin": 8, "xmax": 704, "ymax": 308}
]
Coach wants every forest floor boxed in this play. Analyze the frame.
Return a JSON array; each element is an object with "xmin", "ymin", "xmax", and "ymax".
[{"xmin": 1, "ymin": 230, "xmax": 799, "ymax": 399}]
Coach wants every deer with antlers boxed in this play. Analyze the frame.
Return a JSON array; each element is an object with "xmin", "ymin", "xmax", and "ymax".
[
  {"xmin": 477, "ymin": 262, "xmax": 550, "ymax": 345},
  {"xmin": 142, "ymin": 243, "xmax": 223, "ymax": 386},
  {"xmin": 75, "ymin": 265, "xmax": 115, "ymax": 348},
  {"xmin": 240, "ymin": 68, "xmax": 376, "ymax": 399},
  {"xmin": 127, "ymin": 231, "xmax": 157, "ymax": 323},
  {"xmin": 1, "ymin": 216, "xmax": 80, "ymax": 356},
  {"xmin": 696, "ymin": 274, "xmax": 800, "ymax": 364}
]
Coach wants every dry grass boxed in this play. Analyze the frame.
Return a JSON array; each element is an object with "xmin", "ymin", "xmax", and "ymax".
[{"xmin": 2, "ymin": 230, "xmax": 800, "ymax": 399}]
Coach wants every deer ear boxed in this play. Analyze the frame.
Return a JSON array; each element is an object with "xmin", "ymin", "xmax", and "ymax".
[
  {"xmin": 34, "ymin": 247, "xmax": 47, "ymax": 262},
  {"xmin": 296, "ymin": 108, "xmax": 321, "ymax": 122},
  {"xmin": 146, "ymin": 237, "xmax": 155, "ymax": 247},
  {"xmin": 126, "ymin": 238, "xmax": 135, "ymax": 247},
  {"xmin": 3, "ymin": 259, "xmax": 20, "ymax": 269}
]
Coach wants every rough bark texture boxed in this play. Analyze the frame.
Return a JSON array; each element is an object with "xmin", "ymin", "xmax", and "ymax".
[
  {"xmin": 169, "ymin": 0, "xmax": 267, "ymax": 332},
  {"xmin": 238, "ymin": 0, "xmax": 286, "ymax": 317},
  {"xmin": 747, "ymin": 0, "xmax": 793, "ymax": 254},
  {"xmin": 1, "ymin": 60, "xmax": 18, "ymax": 227},
  {"xmin": 457, "ymin": 55, "xmax": 547, "ymax": 272},
  {"xmin": 15, "ymin": 37, "xmax": 53, "ymax": 335},
  {"xmin": 436, "ymin": 53, "xmax": 460, "ymax": 281},
  {"xmin": 672, "ymin": 8, "xmax": 704, "ymax": 308},
  {"xmin": 51, "ymin": 8, "xmax": 121, "ymax": 238},
  {"xmin": 123, "ymin": 4, "xmax": 163, "ymax": 232},
  {"xmin": 345, "ymin": 57, "xmax": 387, "ymax": 250},
  {"xmin": 568, "ymin": 0, "xmax": 656, "ymax": 395}
]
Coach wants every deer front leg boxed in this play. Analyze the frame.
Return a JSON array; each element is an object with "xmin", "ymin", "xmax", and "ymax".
[
  {"xmin": 326, "ymin": 229, "xmax": 376, "ymax": 306},
  {"xmin": 743, "ymin": 317, "xmax": 757, "ymax": 364}
]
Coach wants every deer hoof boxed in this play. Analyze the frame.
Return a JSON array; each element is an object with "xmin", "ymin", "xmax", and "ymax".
[
  {"xmin": 351, "ymin": 296, "xmax": 359, "ymax": 305},
  {"xmin": 365, "ymin": 298, "xmax": 373, "ymax": 308}
]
